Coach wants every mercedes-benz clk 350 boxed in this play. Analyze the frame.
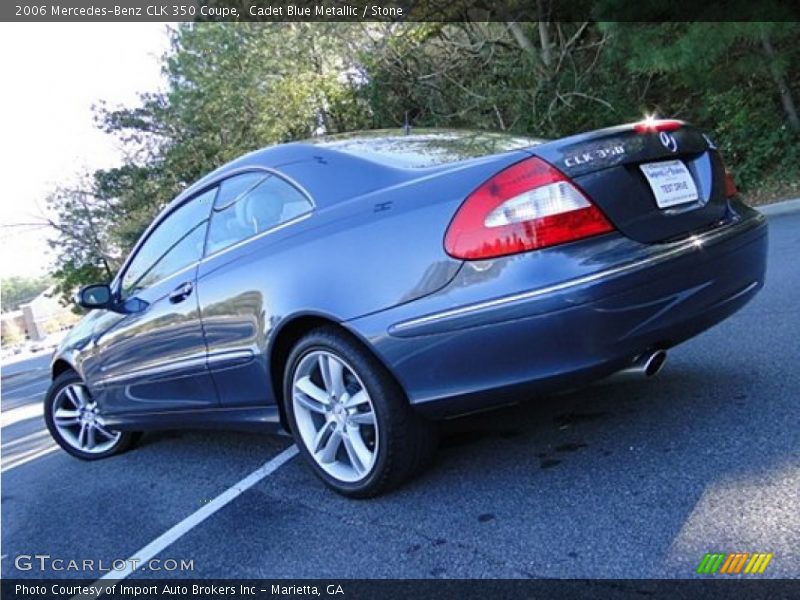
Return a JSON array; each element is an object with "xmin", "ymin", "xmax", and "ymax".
[{"xmin": 47, "ymin": 120, "xmax": 767, "ymax": 496}]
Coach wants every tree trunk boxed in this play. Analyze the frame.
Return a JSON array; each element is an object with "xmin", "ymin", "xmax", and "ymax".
[
  {"xmin": 507, "ymin": 21, "xmax": 535, "ymax": 54},
  {"xmin": 537, "ymin": 2, "xmax": 553, "ymax": 69},
  {"xmin": 506, "ymin": 22, "xmax": 546, "ymax": 77},
  {"xmin": 761, "ymin": 31, "xmax": 800, "ymax": 133}
]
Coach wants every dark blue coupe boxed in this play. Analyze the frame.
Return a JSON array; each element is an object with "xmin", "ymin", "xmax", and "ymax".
[{"xmin": 47, "ymin": 121, "xmax": 768, "ymax": 496}]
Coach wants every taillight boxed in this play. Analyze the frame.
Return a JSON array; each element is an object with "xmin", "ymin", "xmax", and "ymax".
[
  {"xmin": 724, "ymin": 171, "xmax": 738, "ymax": 198},
  {"xmin": 444, "ymin": 156, "xmax": 614, "ymax": 260},
  {"xmin": 633, "ymin": 118, "xmax": 683, "ymax": 134}
]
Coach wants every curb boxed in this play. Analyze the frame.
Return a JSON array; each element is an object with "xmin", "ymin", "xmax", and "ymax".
[{"xmin": 757, "ymin": 197, "xmax": 800, "ymax": 217}]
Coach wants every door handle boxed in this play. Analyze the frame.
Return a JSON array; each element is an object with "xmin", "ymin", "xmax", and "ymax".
[{"xmin": 168, "ymin": 282, "xmax": 194, "ymax": 304}]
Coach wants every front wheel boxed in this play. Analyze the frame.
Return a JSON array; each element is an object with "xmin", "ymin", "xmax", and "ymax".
[
  {"xmin": 284, "ymin": 327, "xmax": 437, "ymax": 498},
  {"xmin": 44, "ymin": 372, "xmax": 139, "ymax": 460}
]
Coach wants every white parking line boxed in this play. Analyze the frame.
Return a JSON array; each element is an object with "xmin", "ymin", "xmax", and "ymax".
[
  {"xmin": 0, "ymin": 402, "xmax": 43, "ymax": 428},
  {"xmin": 99, "ymin": 444, "xmax": 298, "ymax": 581},
  {"xmin": 2, "ymin": 377, "xmax": 49, "ymax": 396},
  {"xmin": 1, "ymin": 444, "xmax": 59, "ymax": 473},
  {"xmin": 2, "ymin": 428, "xmax": 51, "ymax": 450}
]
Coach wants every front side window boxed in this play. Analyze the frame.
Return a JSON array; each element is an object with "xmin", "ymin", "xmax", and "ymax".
[
  {"xmin": 121, "ymin": 188, "xmax": 217, "ymax": 296},
  {"xmin": 205, "ymin": 171, "xmax": 312, "ymax": 256}
]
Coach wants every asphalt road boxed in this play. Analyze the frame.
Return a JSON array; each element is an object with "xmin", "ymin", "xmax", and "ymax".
[{"xmin": 2, "ymin": 210, "xmax": 798, "ymax": 581}]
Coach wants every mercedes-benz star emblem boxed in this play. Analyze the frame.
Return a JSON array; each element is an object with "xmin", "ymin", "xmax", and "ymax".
[{"xmin": 660, "ymin": 131, "xmax": 678, "ymax": 153}]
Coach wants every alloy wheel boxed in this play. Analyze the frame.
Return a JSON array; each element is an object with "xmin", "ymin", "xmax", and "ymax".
[
  {"xmin": 291, "ymin": 350, "xmax": 379, "ymax": 483},
  {"xmin": 51, "ymin": 383, "xmax": 122, "ymax": 454}
]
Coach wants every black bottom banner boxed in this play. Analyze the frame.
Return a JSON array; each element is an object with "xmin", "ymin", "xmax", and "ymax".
[{"xmin": 2, "ymin": 579, "xmax": 800, "ymax": 600}]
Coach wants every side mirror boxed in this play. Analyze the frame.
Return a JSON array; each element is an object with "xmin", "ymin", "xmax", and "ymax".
[{"xmin": 76, "ymin": 283, "xmax": 114, "ymax": 310}]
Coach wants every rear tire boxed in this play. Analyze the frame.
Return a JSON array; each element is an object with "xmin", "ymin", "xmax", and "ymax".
[
  {"xmin": 44, "ymin": 371, "xmax": 139, "ymax": 460},
  {"xmin": 284, "ymin": 326, "xmax": 437, "ymax": 498}
]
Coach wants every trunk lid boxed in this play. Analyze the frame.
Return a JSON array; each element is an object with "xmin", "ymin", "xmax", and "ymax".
[{"xmin": 530, "ymin": 121, "xmax": 728, "ymax": 243}]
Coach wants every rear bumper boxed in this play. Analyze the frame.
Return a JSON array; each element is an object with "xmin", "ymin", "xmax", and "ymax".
[{"xmin": 347, "ymin": 202, "xmax": 768, "ymax": 418}]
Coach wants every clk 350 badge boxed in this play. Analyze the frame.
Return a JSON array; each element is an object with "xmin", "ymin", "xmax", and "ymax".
[{"xmin": 564, "ymin": 145, "xmax": 625, "ymax": 168}]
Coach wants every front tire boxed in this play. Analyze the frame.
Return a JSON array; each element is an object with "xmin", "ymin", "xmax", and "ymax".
[
  {"xmin": 284, "ymin": 327, "xmax": 437, "ymax": 498},
  {"xmin": 44, "ymin": 371, "xmax": 138, "ymax": 460}
]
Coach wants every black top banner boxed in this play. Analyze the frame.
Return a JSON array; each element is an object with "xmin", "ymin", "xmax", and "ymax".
[{"xmin": 4, "ymin": 0, "xmax": 800, "ymax": 22}]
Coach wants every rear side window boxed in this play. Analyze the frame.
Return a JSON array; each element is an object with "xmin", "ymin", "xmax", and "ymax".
[
  {"xmin": 212, "ymin": 172, "xmax": 266, "ymax": 210},
  {"xmin": 205, "ymin": 171, "xmax": 312, "ymax": 256}
]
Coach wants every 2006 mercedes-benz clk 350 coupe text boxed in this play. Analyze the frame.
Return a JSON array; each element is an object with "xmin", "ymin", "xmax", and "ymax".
[{"xmin": 47, "ymin": 120, "xmax": 767, "ymax": 496}]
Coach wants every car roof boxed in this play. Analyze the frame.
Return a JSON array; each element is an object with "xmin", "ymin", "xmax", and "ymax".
[
  {"xmin": 115, "ymin": 129, "xmax": 538, "ymax": 287},
  {"xmin": 179, "ymin": 128, "xmax": 542, "ymax": 198},
  {"xmin": 158, "ymin": 128, "xmax": 541, "ymax": 231}
]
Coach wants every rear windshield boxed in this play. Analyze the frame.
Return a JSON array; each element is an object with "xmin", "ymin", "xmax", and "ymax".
[{"xmin": 314, "ymin": 129, "xmax": 543, "ymax": 168}]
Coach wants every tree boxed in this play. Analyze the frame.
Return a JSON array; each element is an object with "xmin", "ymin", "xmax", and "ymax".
[
  {"xmin": 47, "ymin": 23, "xmax": 370, "ymax": 303},
  {"xmin": 601, "ymin": 21, "xmax": 800, "ymax": 189},
  {"xmin": 48, "ymin": 23, "xmax": 376, "ymax": 299},
  {"xmin": 43, "ymin": 22, "xmax": 800, "ymax": 299},
  {"xmin": 1, "ymin": 275, "xmax": 53, "ymax": 312},
  {"xmin": 45, "ymin": 178, "xmax": 121, "ymax": 303},
  {"xmin": 1, "ymin": 321, "xmax": 25, "ymax": 346},
  {"xmin": 359, "ymin": 22, "xmax": 621, "ymax": 136}
]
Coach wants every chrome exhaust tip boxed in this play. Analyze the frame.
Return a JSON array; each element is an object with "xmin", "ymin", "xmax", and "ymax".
[
  {"xmin": 641, "ymin": 349, "xmax": 667, "ymax": 378},
  {"xmin": 607, "ymin": 350, "xmax": 668, "ymax": 382}
]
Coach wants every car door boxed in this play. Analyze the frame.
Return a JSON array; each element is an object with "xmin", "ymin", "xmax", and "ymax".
[
  {"xmin": 195, "ymin": 170, "xmax": 314, "ymax": 407},
  {"xmin": 88, "ymin": 188, "xmax": 221, "ymax": 415}
]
